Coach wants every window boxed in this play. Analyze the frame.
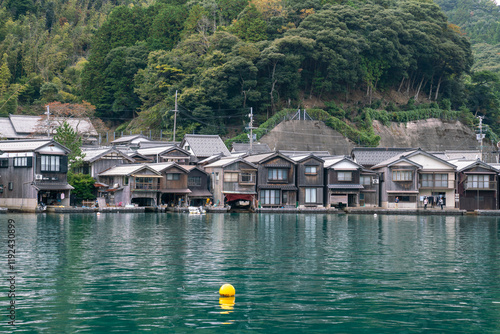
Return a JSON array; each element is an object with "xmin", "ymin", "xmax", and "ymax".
[
  {"xmin": 305, "ymin": 166, "xmax": 317, "ymax": 174},
  {"xmin": 305, "ymin": 188, "xmax": 317, "ymax": 203},
  {"xmin": 166, "ymin": 173, "xmax": 180, "ymax": 180},
  {"xmin": 41, "ymin": 155, "xmax": 60, "ymax": 172},
  {"xmin": 468, "ymin": 175, "xmax": 489, "ymax": 189},
  {"xmin": 421, "ymin": 174, "xmax": 432, "ymax": 187},
  {"xmin": 135, "ymin": 177, "xmax": 155, "ymax": 189},
  {"xmin": 14, "ymin": 157, "xmax": 27, "ymax": 167},
  {"xmin": 240, "ymin": 172, "xmax": 255, "ymax": 184},
  {"xmin": 338, "ymin": 172, "xmax": 352, "ymax": 181},
  {"xmin": 434, "ymin": 174, "xmax": 448, "ymax": 187},
  {"xmin": 188, "ymin": 176, "xmax": 201, "ymax": 186},
  {"xmin": 0, "ymin": 159, "xmax": 8, "ymax": 168},
  {"xmin": 224, "ymin": 172, "xmax": 238, "ymax": 182},
  {"xmin": 360, "ymin": 176, "xmax": 371, "ymax": 185},
  {"xmin": 392, "ymin": 170, "xmax": 412, "ymax": 181},
  {"xmin": 261, "ymin": 189, "xmax": 280, "ymax": 205},
  {"xmin": 268, "ymin": 168, "xmax": 287, "ymax": 181},
  {"xmin": 421, "ymin": 174, "xmax": 448, "ymax": 187}
]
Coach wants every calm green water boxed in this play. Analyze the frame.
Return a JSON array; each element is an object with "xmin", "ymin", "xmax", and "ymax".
[{"xmin": 1, "ymin": 213, "xmax": 500, "ymax": 333}]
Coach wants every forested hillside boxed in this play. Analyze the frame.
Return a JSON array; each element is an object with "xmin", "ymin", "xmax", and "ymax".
[{"xmin": 0, "ymin": 0, "xmax": 499, "ymax": 145}]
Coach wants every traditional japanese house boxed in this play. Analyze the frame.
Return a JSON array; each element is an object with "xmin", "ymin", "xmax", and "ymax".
[
  {"xmin": 98, "ymin": 164, "xmax": 161, "ymax": 206},
  {"xmin": 137, "ymin": 146, "xmax": 190, "ymax": 164},
  {"xmin": 0, "ymin": 139, "xmax": 73, "ymax": 211},
  {"xmin": 372, "ymin": 149, "xmax": 456, "ymax": 209},
  {"xmin": 148, "ymin": 162, "xmax": 191, "ymax": 207},
  {"xmin": 111, "ymin": 134, "xmax": 150, "ymax": 148},
  {"xmin": 451, "ymin": 159, "xmax": 499, "ymax": 211},
  {"xmin": 291, "ymin": 155, "xmax": 325, "ymax": 208},
  {"xmin": 76, "ymin": 147, "xmax": 135, "ymax": 177},
  {"xmin": 244, "ymin": 152, "xmax": 297, "ymax": 208},
  {"xmin": 323, "ymin": 156, "xmax": 365, "ymax": 208},
  {"xmin": 180, "ymin": 134, "xmax": 230, "ymax": 163},
  {"xmin": 204, "ymin": 157, "xmax": 257, "ymax": 208},
  {"xmin": 183, "ymin": 165, "xmax": 212, "ymax": 206}
]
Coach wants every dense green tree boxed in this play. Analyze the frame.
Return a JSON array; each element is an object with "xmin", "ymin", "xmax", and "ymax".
[
  {"xmin": 67, "ymin": 172, "xmax": 96, "ymax": 201},
  {"xmin": 229, "ymin": 4, "xmax": 268, "ymax": 42},
  {"xmin": 53, "ymin": 121, "xmax": 84, "ymax": 167}
]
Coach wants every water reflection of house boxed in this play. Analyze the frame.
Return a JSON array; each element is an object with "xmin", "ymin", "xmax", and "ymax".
[
  {"xmin": 245, "ymin": 152, "xmax": 297, "ymax": 208},
  {"xmin": 97, "ymin": 164, "xmax": 161, "ymax": 207},
  {"xmin": 451, "ymin": 159, "xmax": 499, "ymax": 211},
  {"xmin": 323, "ymin": 156, "xmax": 365, "ymax": 208},
  {"xmin": 148, "ymin": 162, "xmax": 191, "ymax": 207},
  {"xmin": 0, "ymin": 139, "xmax": 73, "ymax": 211},
  {"xmin": 204, "ymin": 157, "xmax": 257, "ymax": 208}
]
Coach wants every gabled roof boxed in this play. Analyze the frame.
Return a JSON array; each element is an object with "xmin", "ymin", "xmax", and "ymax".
[
  {"xmin": 0, "ymin": 139, "xmax": 70, "ymax": 153},
  {"xmin": 136, "ymin": 145, "xmax": 176, "ymax": 156},
  {"xmin": 387, "ymin": 157, "xmax": 423, "ymax": 169},
  {"xmin": 231, "ymin": 142, "xmax": 271, "ymax": 154},
  {"xmin": 8, "ymin": 114, "xmax": 97, "ymax": 136},
  {"xmin": 0, "ymin": 118, "xmax": 20, "ymax": 139},
  {"xmin": 99, "ymin": 164, "xmax": 161, "ymax": 177},
  {"xmin": 324, "ymin": 156, "xmax": 362, "ymax": 169},
  {"xmin": 281, "ymin": 150, "xmax": 331, "ymax": 158},
  {"xmin": 430, "ymin": 150, "xmax": 482, "ymax": 161},
  {"xmin": 82, "ymin": 147, "xmax": 135, "ymax": 163},
  {"xmin": 449, "ymin": 159, "xmax": 500, "ymax": 173},
  {"xmin": 182, "ymin": 165, "xmax": 208, "ymax": 175},
  {"xmin": 372, "ymin": 150, "xmax": 419, "ymax": 169},
  {"xmin": 111, "ymin": 134, "xmax": 150, "ymax": 144},
  {"xmin": 291, "ymin": 154, "xmax": 325, "ymax": 164},
  {"xmin": 147, "ymin": 162, "xmax": 189, "ymax": 173},
  {"xmin": 181, "ymin": 134, "xmax": 230, "ymax": 157},
  {"xmin": 351, "ymin": 147, "xmax": 415, "ymax": 167},
  {"xmin": 244, "ymin": 151, "xmax": 296, "ymax": 165},
  {"xmin": 205, "ymin": 157, "xmax": 257, "ymax": 169}
]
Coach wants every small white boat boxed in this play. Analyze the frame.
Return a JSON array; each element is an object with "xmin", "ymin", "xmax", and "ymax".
[{"xmin": 189, "ymin": 206, "xmax": 206, "ymax": 215}]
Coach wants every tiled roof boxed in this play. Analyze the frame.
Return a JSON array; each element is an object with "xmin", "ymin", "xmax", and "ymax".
[
  {"xmin": 147, "ymin": 162, "xmax": 187, "ymax": 173},
  {"xmin": 281, "ymin": 150, "xmax": 331, "ymax": 158},
  {"xmin": 136, "ymin": 146, "xmax": 175, "ymax": 156},
  {"xmin": 99, "ymin": 164, "xmax": 160, "ymax": 176},
  {"xmin": 182, "ymin": 134, "xmax": 230, "ymax": 157},
  {"xmin": 371, "ymin": 150, "xmax": 419, "ymax": 169},
  {"xmin": 81, "ymin": 147, "xmax": 134, "ymax": 163},
  {"xmin": 111, "ymin": 134, "xmax": 150, "ymax": 144},
  {"xmin": 0, "ymin": 118, "xmax": 20, "ymax": 138},
  {"xmin": 0, "ymin": 139, "xmax": 53, "ymax": 151},
  {"xmin": 449, "ymin": 159, "xmax": 499, "ymax": 172},
  {"xmin": 351, "ymin": 147, "xmax": 414, "ymax": 167},
  {"xmin": 8, "ymin": 114, "xmax": 97, "ymax": 136},
  {"xmin": 205, "ymin": 157, "xmax": 240, "ymax": 168}
]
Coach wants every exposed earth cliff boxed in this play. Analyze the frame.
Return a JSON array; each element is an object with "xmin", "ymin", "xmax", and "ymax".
[{"xmin": 259, "ymin": 119, "xmax": 498, "ymax": 162}]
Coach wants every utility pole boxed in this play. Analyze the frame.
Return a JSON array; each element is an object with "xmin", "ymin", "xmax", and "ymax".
[
  {"xmin": 45, "ymin": 105, "xmax": 50, "ymax": 138},
  {"xmin": 173, "ymin": 90, "xmax": 178, "ymax": 142},
  {"xmin": 477, "ymin": 115, "xmax": 485, "ymax": 161},
  {"xmin": 248, "ymin": 108, "xmax": 257, "ymax": 153}
]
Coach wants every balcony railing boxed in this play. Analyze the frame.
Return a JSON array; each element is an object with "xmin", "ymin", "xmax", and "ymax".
[
  {"xmin": 464, "ymin": 181, "xmax": 497, "ymax": 190},
  {"xmin": 134, "ymin": 184, "xmax": 160, "ymax": 190},
  {"xmin": 419, "ymin": 180, "xmax": 455, "ymax": 189}
]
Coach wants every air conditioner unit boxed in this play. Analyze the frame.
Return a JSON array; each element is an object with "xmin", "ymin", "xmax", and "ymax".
[{"xmin": 35, "ymin": 174, "xmax": 43, "ymax": 180}]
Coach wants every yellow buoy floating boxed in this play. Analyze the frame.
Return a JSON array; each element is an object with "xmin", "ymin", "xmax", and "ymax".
[{"xmin": 219, "ymin": 283, "xmax": 235, "ymax": 297}]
